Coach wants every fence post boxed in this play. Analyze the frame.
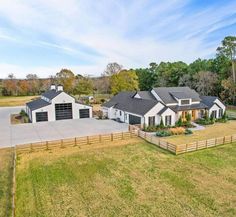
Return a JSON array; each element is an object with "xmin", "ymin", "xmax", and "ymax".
[
  {"xmin": 61, "ymin": 139, "xmax": 64, "ymax": 148},
  {"xmin": 12, "ymin": 148, "xmax": 16, "ymax": 217},
  {"xmin": 223, "ymin": 136, "xmax": 225, "ymax": 144},
  {"xmin": 87, "ymin": 136, "xmax": 89, "ymax": 145},
  {"xmin": 74, "ymin": 138, "xmax": 77, "ymax": 146},
  {"xmin": 30, "ymin": 143, "xmax": 33, "ymax": 152},
  {"xmin": 46, "ymin": 141, "xmax": 49, "ymax": 150},
  {"xmin": 99, "ymin": 135, "xmax": 102, "ymax": 143},
  {"xmin": 111, "ymin": 133, "xmax": 113, "ymax": 141}
]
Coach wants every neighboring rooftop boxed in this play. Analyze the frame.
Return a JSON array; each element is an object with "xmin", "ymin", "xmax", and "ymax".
[{"xmin": 152, "ymin": 87, "xmax": 201, "ymax": 104}]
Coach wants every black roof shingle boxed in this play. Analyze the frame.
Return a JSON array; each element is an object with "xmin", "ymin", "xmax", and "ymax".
[
  {"xmin": 26, "ymin": 98, "xmax": 50, "ymax": 111},
  {"xmin": 102, "ymin": 91, "xmax": 158, "ymax": 116}
]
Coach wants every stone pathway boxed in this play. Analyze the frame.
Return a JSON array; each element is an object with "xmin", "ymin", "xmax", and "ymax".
[{"xmin": 189, "ymin": 122, "xmax": 205, "ymax": 131}]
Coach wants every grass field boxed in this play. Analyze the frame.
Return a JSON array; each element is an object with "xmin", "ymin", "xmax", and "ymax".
[
  {"xmin": 0, "ymin": 148, "xmax": 13, "ymax": 217},
  {"xmin": 0, "ymin": 96, "xmax": 38, "ymax": 107},
  {"xmin": 164, "ymin": 121, "xmax": 236, "ymax": 145},
  {"xmin": 15, "ymin": 138, "xmax": 236, "ymax": 217}
]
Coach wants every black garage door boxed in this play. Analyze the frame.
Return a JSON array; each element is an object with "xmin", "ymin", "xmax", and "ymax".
[
  {"xmin": 36, "ymin": 112, "xmax": 48, "ymax": 122},
  {"xmin": 129, "ymin": 114, "xmax": 141, "ymax": 125},
  {"xmin": 79, "ymin": 109, "xmax": 90, "ymax": 118},
  {"xmin": 55, "ymin": 103, "xmax": 73, "ymax": 120}
]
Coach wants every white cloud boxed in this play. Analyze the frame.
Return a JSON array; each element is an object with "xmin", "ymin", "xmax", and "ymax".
[{"xmin": 0, "ymin": 0, "xmax": 235, "ymax": 78}]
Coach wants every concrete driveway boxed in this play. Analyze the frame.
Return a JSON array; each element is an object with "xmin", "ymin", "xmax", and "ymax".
[{"xmin": 0, "ymin": 107, "xmax": 129, "ymax": 148}]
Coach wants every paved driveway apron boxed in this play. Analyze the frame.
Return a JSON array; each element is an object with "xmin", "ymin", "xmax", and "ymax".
[{"xmin": 0, "ymin": 107, "xmax": 129, "ymax": 148}]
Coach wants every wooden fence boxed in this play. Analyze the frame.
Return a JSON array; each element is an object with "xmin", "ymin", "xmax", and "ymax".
[
  {"xmin": 129, "ymin": 125, "xmax": 236, "ymax": 155},
  {"xmin": 16, "ymin": 131, "xmax": 136, "ymax": 153}
]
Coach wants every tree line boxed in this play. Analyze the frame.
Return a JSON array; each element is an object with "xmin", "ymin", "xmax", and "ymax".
[{"xmin": 0, "ymin": 36, "xmax": 235, "ymax": 105}]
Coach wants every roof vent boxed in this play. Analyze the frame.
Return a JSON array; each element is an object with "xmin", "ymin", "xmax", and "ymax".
[
  {"xmin": 50, "ymin": 84, "xmax": 56, "ymax": 90},
  {"xmin": 57, "ymin": 85, "xmax": 63, "ymax": 92}
]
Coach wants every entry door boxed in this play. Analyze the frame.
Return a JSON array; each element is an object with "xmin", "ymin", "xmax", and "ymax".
[
  {"xmin": 55, "ymin": 103, "xmax": 73, "ymax": 120},
  {"xmin": 79, "ymin": 109, "xmax": 90, "ymax": 118}
]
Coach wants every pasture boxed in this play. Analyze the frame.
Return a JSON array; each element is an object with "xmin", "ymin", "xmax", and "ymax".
[
  {"xmin": 0, "ymin": 148, "xmax": 13, "ymax": 217},
  {"xmin": 0, "ymin": 96, "xmax": 38, "ymax": 107},
  {"xmin": 15, "ymin": 138, "xmax": 236, "ymax": 217}
]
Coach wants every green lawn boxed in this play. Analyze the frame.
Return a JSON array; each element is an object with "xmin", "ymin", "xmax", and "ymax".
[
  {"xmin": 0, "ymin": 148, "xmax": 13, "ymax": 217},
  {"xmin": 15, "ymin": 139, "xmax": 236, "ymax": 217},
  {"xmin": 227, "ymin": 109, "xmax": 236, "ymax": 119}
]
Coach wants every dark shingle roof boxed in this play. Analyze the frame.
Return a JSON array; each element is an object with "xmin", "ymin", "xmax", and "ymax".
[
  {"xmin": 157, "ymin": 107, "xmax": 168, "ymax": 115},
  {"xmin": 26, "ymin": 98, "xmax": 50, "ymax": 111},
  {"xmin": 42, "ymin": 90, "xmax": 63, "ymax": 100},
  {"xmin": 169, "ymin": 102, "xmax": 208, "ymax": 112},
  {"xmin": 152, "ymin": 87, "xmax": 201, "ymax": 104},
  {"xmin": 136, "ymin": 91, "xmax": 156, "ymax": 100},
  {"xmin": 102, "ymin": 91, "xmax": 158, "ymax": 116},
  {"xmin": 200, "ymin": 96, "xmax": 218, "ymax": 108}
]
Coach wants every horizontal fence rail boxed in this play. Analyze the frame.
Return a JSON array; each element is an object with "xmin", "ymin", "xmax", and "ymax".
[
  {"xmin": 16, "ymin": 131, "xmax": 137, "ymax": 153},
  {"xmin": 129, "ymin": 125, "xmax": 236, "ymax": 155}
]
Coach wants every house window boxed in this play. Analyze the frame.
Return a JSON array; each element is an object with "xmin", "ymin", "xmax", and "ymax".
[
  {"xmin": 219, "ymin": 109, "xmax": 223, "ymax": 118},
  {"xmin": 120, "ymin": 111, "xmax": 122, "ymax": 116},
  {"xmin": 165, "ymin": 115, "xmax": 172, "ymax": 126},
  {"xmin": 181, "ymin": 99, "xmax": 190, "ymax": 105},
  {"xmin": 211, "ymin": 110, "xmax": 217, "ymax": 119},
  {"xmin": 148, "ymin": 116, "xmax": 155, "ymax": 126}
]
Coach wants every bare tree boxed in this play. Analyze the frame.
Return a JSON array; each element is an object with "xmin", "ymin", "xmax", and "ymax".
[{"xmin": 103, "ymin": 62, "xmax": 123, "ymax": 76}]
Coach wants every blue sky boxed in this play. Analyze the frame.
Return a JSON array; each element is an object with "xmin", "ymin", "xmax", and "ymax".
[{"xmin": 0, "ymin": 0, "xmax": 235, "ymax": 78}]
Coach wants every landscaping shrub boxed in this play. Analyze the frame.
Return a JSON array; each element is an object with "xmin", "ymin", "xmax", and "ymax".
[
  {"xmin": 175, "ymin": 116, "xmax": 183, "ymax": 127},
  {"xmin": 156, "ymin": 130, "xmax": 172, "ymax": 137},
  {"xmin": 195, "ymin": 118, "xmax": 214, "ymax": 125},
  {"xmin": 185, "ymin": 129, "xmax": 193, "ymax": 135},
  {"xmin": 160, "ymin": 118, "xmax": 164, "ymax": 129},
  {"xmin": 169, "ymin": 127, "xmax": 185, "ymax": 135}
]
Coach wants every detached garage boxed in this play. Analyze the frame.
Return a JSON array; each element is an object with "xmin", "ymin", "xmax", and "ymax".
[{"xmin": 26, "ymin": 85, "xmax": 92, "ymax": 123}]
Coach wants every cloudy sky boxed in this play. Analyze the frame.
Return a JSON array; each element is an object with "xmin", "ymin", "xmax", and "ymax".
[{"xmin": 0, "ymin": 0, "xmax": 235, "ymax": 78}]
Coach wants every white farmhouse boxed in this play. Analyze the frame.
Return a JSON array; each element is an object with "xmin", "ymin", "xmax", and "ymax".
[
  {"xmin": 102, "ymin": 87, "xmax": 226, "ymax": 127},
  {"xmin": 26, "ymin": 84, "xmax": 92, "ymax": 123}
]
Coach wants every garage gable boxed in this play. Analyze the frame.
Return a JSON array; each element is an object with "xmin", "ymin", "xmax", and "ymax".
[{"xmin": 52, "ymin": 92, "xmax": 75, "ymax": 104}]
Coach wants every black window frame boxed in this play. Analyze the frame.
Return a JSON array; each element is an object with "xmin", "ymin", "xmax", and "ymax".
[
  {"xmin": 165, "ymin": 115, "xmax": 172, "ymax": 126},
  {"xmin": 148, "ymin": 116, "xmax": 155, "ymax": 126},
  {"xmin": 36, "ymin": 111, "xmax": 48, "ymax": 122},
  {"xmin": 181, "ymin": 99, "xmax": 190, "ymax": 105}
]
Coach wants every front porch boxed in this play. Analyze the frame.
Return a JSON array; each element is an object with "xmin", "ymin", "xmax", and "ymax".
[{"xmin": 179, "ymin": 109, "xmax": 205, "ymax": 122}]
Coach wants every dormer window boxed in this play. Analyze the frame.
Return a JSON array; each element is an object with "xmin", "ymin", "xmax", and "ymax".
[{"xmin": 181, "ymin": 99, "xmax": 190, "ymax": 105}]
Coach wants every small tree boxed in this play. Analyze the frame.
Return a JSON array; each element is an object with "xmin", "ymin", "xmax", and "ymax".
[
  {"xmin": 160, "ymin": 118, "xmax": 164, "ymax": 129},
  {"xmin": 222, "ymin": 111, "xmax": 227, "ymax": 120},
  {"xmin": 204, "ymin": 110, "xmax": 209, "ymax": 120},
  {"xmin": 176, "ymin": 116, "xmax": 183, "ymax": 127},
  {"xmin": 210, "ymin": 112, "xmax": 215, "ymax": 123},
  {"xmin": 186, "ymin": 113, "xmax": 191, "ymax": 123}
]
